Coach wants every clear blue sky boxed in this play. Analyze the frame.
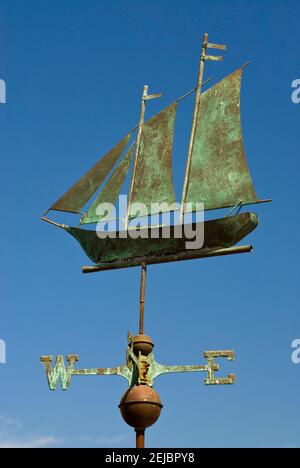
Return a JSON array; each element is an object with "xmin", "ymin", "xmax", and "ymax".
[{"xmin": 0, "ymin": 0, "xmax": 299, "ymax": 448}]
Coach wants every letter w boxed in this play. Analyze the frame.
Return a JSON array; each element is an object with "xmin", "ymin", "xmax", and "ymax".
[{"xmin": 40, "ymin": 355, "xmax": 78, "ymax": 390}]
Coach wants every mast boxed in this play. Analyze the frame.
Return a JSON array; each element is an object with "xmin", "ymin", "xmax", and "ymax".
[
  {"xmin": 125, "ymin": 85, "xmax": 162, "ymax": 230},
  {"xmin": 180, "ymin": 33, "xmax": 208, "ymax": 224},
  {"xmin": 126, "ymin": 85, "xmax": 148, "ymax": 231},
  {"xmin": 180, "ymin": 33, "xmax": 226, "ymax": 223}
]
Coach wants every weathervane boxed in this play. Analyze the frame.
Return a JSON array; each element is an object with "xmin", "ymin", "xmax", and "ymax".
[{"xmin": 41, "ymin": 33, "xmax": 270, "ymax": 447}]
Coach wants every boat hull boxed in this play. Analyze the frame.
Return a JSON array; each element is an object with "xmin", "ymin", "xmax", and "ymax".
[{"xmin": 65, "ymin": 212, "xmax": 258, "ymax": 267}]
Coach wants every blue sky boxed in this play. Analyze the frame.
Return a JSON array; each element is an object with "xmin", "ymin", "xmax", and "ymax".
[{"xmin": 0, "ymin": 0, "xmax": 299, "ymax": 448}]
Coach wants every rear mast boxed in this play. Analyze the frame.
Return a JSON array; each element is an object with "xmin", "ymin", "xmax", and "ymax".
[{"xmin": 180, "ymin": 33, "xmax": 226, "ymax": 224}]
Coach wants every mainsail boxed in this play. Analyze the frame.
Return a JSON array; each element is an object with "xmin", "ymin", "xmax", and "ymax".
[
  {"xmin": 49, "ymin": 132, "xmax": 132, "ymax": 214},
  {"xmin": 185, "ymin": 68, "xmax": 259, "ymax": 212},
  {"xmin": 129, "ymin": 103, "xmax": 177, "ymax": 219}
]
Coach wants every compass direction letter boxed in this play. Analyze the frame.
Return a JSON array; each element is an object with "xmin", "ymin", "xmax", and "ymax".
[{"xmin": 40, "ymin": 355, "xmax": 79, "ymax": 390}]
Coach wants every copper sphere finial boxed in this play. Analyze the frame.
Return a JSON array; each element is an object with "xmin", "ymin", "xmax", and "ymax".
[{"xmin": 119, "ymin": 385, "xmax": 162, "ymax": 430}]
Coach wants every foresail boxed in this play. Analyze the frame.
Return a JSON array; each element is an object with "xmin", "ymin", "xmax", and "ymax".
[
  {"xmin": 49, "ymin": 132, "xmax": 132, "ymax": 213},
  {"xmin": 185, "ymin": 69, "xmax": 259, "ymax": 212},
  {"xmin": 80, "ymin": 143, "xmax": 134, "ymax": 224},
  {"xmin": 129, "ymin": 102, "xmax": 177, "ymax": 219}
]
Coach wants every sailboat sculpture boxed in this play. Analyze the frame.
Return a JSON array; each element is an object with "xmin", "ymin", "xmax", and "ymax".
[{"xmin": 42, "ymin": 34, "xmax": 270, "ymax": 272}]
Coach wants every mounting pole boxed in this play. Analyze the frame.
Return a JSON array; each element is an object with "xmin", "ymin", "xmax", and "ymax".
[
  {"xmin": 136, "ymin": 429, "xmax": 145, "ymax": 449},
  {"xmin": 180, "ymin": 33, "xmax": 208, "ymax": 224},
  {"xmin": 139, "ymin": 264, "xmax": 147, "ymax": 335}
]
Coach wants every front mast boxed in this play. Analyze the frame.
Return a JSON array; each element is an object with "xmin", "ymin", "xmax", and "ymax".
[
  {"xmin": 125, "ymin": 85, "xmax": 162, "ymax": 231},
  {"xmin": 125, "ymin": 85, "xmax": 148, "ymax": 232}
]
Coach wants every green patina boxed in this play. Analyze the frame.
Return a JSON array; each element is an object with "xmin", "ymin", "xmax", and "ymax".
[
  {"xmin": 40, "ymin": 335, "xmax": 236, "ymax": 391},
  {"xmin": 186, "ymin": 69, "xmax": 258, "ymax": 211},
  {"xmin": 81, "ymin": 144, "xmax": 134, "ymax": 224},
  {"xmin": 43, "ymin": 66, "xmax": 269, "ymax": 268},
  {"xmin": 66, "ymin": 212, "xmax": 258, "ymax": 265},
  {"xmin": 129, "ymin": 103, "xmax": 177, "ymax": 218},
  {"xmin": 50, "ymin": 132, "xmax": 132, "ymax": 213}
]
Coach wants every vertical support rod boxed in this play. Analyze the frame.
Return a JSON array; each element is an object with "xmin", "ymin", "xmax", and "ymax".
[
  {"xmin": 139, "ymin": 264, "xmax": 147, "ymax": 335},
  {"xmin": 125, "ymin": 85, "xmax": 148, "ymax": 230},
  {"xmin": 136, "ymin": 429, "xmax": 145, "ymax": 448},
  {"xmin": 180, "ymin": 33, "xmax": 208, "ymax": 224}
]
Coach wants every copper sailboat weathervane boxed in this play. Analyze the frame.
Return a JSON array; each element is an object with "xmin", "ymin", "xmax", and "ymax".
[{"xmin": 40, "ymin": 33, "xmax": 270, "ymax": 448}]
